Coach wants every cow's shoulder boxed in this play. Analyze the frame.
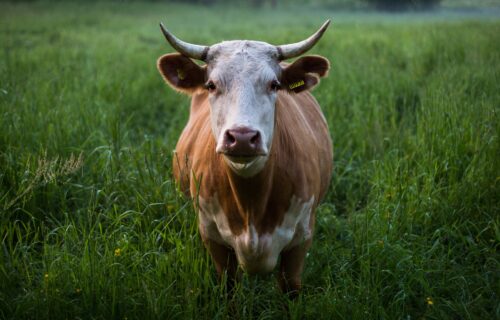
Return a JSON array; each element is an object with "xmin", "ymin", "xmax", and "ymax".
[
  {"xmin": 273, "ymin": 91, "xmax": 333, "ymax": 199},
  {"xmin": 173, "ymin": 92, "xmax": 216, "ymax": 195}
]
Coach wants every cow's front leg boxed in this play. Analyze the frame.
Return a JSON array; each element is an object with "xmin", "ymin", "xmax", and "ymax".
[
  {"xmin": 202, "ymin": 237, "xmax": 238, "ymax": 292},
  {"xmin": 277, "ymin": 239, "xmax": 312, "ymax": 299}
]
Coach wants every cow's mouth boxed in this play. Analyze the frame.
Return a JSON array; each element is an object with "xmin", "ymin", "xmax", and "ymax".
[
  {"xmin": 223, "ymin": 154, "xmax": 261, "ymax": 164},
  {"xmin": 222, "ymin": 153, "xmax": 269, "ymax": 177}
]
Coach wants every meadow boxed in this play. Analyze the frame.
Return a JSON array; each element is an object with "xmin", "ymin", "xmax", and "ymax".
[{"xmin": 0, "ymin": 2, "xmax": 499, "ymax": 319}]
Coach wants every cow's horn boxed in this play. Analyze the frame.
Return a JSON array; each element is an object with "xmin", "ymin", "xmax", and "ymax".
[
  {"xmin": 159, "ymin": 22, "xmax": 209, "ymax": 61},
  {"xmin": 276, "ymin": 20, "xmax": 330, "ymax": 60}
]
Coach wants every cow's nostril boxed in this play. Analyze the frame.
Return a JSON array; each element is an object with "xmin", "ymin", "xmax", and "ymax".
[
  {"xmin": 250, "ymin": 132, "xmax": 260, "ymax": 145},
  {"xmin": 225, "ymin": 131, "xmax": 236, "ymax": 144}
]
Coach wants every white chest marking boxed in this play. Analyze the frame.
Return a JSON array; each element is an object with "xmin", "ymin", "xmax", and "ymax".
[{"xmin": 198, "ymin": 195, "xmax": 314, "ymax": 273}]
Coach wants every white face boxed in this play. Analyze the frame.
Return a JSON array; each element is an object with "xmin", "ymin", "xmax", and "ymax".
[{"xmin": 205, "ymin": 41, "xmax": 281, "ymax": 173}]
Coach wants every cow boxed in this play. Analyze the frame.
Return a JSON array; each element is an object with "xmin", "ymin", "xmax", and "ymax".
[{"xmin": 157, "ymin": 21, "xmax": 333, "ymax": 297}]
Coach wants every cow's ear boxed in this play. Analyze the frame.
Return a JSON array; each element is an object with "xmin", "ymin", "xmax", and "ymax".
[
  {"xmin": 157, "ymin": 53, "xmax": 206, "ymax": 95},
  {"xmin": 280, "ymin": 55, "xmax": 330, "ymax": 93}
]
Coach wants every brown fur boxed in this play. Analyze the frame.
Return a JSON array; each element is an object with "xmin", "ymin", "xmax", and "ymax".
[
  {"xmin": 174, "ymin": 90, "xmax": 332, "ymax": 232},
  {"xmin": 167, "ymin": 55, "xmax": 333, "ymax": 295}
]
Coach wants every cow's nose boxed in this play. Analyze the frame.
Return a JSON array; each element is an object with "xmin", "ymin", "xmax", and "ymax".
[{"xmin": 222, "ymin": 127, "xmax": 264, "ymax": 157}]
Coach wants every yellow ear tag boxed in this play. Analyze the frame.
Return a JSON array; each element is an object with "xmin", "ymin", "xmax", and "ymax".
[
  {"xmin": 176, "ymin": 69, "xmax": 185, "ymax": 80},
  {"xmin": 289, "ymin": 79, "xmax": 305, "ymax": 90}
]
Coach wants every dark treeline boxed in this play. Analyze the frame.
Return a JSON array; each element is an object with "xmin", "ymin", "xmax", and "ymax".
[
  {"xmin": 192, "ymin": 0, "xmax": 442, "ymax": 9},
  {"xmin": 365, "ymin": 0, "xmax": 441, "ymax": 10},
  {"xmin": 0, "ymin": 0, "xmax": 443, "ymax": 11}
]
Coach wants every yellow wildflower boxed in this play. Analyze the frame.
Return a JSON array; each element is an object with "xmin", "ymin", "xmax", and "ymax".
[
  {"xmin": 114, "ymin": 248, "xmax": 121, "ymax": 257},
  {"xmin": 426, "ymin": 297, "xmax": 434, "ymax": 305}
]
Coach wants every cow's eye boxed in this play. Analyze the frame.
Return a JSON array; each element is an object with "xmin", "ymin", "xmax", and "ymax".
[
  {"xmin": 270, "ymin": 80, "xmax": 282, "ymax": 91},
  {"xmin": 205, "ymin": 81, "xmax": 217, "ymax": 92}
]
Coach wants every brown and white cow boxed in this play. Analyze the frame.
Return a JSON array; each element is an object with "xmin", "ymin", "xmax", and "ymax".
[{"xmin": 157, "ymin": 21, "xmax": 333, "ymax": 296}]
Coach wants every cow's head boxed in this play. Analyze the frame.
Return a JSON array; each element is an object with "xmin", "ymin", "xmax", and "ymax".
[{"xmin": 158, "ymin": 21, "xmax": 330, "ymax": 177}]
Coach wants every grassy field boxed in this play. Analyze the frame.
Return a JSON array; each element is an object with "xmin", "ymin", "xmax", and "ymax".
[{"xmin": 1, "ymin": 2, "xmax": 499, "ymax": 319}]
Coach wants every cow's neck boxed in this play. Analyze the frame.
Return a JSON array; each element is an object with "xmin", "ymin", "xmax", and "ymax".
[{"xmin": 223, "ymin": 155, "xmax": 275, "ymax": 225}]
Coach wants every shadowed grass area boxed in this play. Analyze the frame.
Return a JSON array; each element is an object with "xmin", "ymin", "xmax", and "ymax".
[{"xmin": 0, "ymin": 2, "xmax": 499, "ymax": 319}]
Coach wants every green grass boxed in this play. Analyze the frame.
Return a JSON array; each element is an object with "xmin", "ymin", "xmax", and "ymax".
[{"xmin": 1, "ymin": 2, "xmax": 499, "ymax": 319}]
